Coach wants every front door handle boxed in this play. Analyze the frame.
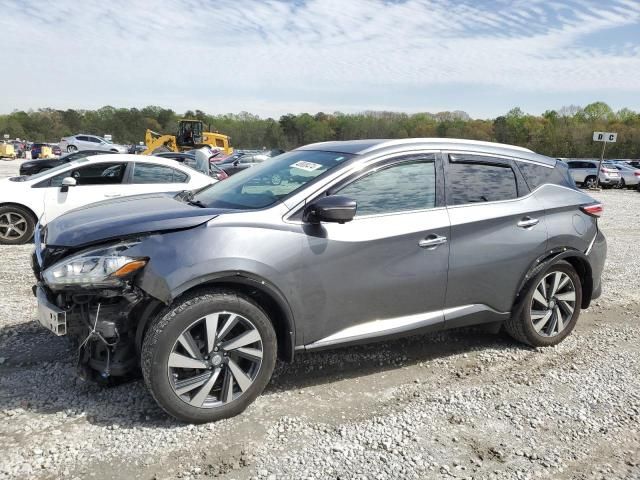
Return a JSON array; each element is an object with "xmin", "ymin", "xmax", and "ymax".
[
  {"xmin": 104, "ymin": 194, "xmax": 122, "ymax": 198},
  {"xmin": 419, "ymin": 234, "xmax": 447, "ymax": 249},
  {"xmin": 517, "ymin": 217, "xmax": 539, "ymax": 228}
]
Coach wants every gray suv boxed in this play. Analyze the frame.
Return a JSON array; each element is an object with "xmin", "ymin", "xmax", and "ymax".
[{"xmin": 32, "ymin": 139, "xmax": 607, "ymax": 423}]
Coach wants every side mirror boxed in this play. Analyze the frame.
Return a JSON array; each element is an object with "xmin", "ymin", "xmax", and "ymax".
[
  {"xmin": 60, "ymin": 176, "xmax": 77, "ymax": 193},
  {"xmin": 304, "ymin": 195, "xmax": 357, "ymax": 224},
  {"xmin": 233, "ymin": 160, "xmax": 239, "ymax": 166}
]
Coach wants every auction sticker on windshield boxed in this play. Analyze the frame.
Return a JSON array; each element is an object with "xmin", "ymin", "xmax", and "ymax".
[{"xmin": 291, "ymin": 161, "xmax": 322, "ymax": 172}]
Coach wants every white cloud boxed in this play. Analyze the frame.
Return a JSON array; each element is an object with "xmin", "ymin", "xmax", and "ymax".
[{"xmin": 0, "ymin": 0, "xmax": 638, "ymax": 116}]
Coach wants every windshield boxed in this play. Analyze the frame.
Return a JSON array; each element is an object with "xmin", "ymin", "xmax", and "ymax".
[{"xmin": 192, "ymin": 150, "xmax": 354, "ymax": 209}]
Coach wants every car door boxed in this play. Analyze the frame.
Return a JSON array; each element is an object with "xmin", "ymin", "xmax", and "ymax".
[
  {"xmin": 566, "ymin": 161, "xmax": 582, "ymax": 184},
  {"xmin": 297, "ymin": 153, "xmax": 450, "ymax": 347},
  {"xmin": 85, "ymin": 136, "xmax": 106, "ymax": 151},
  {"xmin": 127, "ymin": 161, "xmax": 192, "ymax": 194},
  {"xmin": 73, "ymin": 136, "xmax": 89, "ymax": 150},
  {"xmin": 443, "ymin": 153, "xmax": 548, "ymax": 325},
  {"xmin": 38, "ymin": 161, "xmax": 129, "ymax": 223}
]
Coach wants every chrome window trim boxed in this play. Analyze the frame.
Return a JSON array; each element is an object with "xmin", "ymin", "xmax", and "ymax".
[
  {"xmin": 445, "ymin": 182, "xmax": 586, "ymax": 210},
  {"xmin": 446, "ymin": 150, "xmax": 554, "ymax": 168}
]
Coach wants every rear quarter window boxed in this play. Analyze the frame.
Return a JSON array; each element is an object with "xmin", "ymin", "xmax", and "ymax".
[{"xmin": 517, "ymin": 161, "xmax": 576, "ymax": 190}]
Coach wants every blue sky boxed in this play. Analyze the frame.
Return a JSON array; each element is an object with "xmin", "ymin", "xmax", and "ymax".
[{"xmin": 0, "ymin": 0, "xmax": 638, "ymax": 118}]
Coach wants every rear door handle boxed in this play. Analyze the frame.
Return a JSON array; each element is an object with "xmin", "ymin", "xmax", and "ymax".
[
  {"xmin": 104, "ymin": 194, "xmax": 122, "ymax": 198},
  {"xmin": 419, "ymin": 234, "xmax": 447, "ymax": 249},
  {"xmin": 517, "ymin": 217, "xmax": 539, "ymax": 228}
]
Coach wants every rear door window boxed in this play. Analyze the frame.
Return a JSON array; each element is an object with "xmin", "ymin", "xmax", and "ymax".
[
  {"xmin": 131, "ymin": 163, "xmax": 188, "ymax": 183},
  {"xmin": 446, "ymin": 156, "xmax": 518, "ymax": 205}
]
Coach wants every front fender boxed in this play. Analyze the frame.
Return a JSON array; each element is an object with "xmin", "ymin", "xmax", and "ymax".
[{"xmin": 131, "ymin": 224, "xmax": 302, "ymax": 360}]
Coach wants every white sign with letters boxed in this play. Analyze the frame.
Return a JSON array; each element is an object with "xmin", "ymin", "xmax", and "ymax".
[{"xmin": 593, "ymin": 131, "xmax": 617, "ymax": 143}]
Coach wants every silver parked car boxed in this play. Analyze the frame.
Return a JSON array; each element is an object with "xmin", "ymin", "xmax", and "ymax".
[
  {"xmin": 564, "ymin": 159, "xmax": 620, "ymax": 188},
  {"xmin": 59, "ymin": 134, "xmax": 128, "ymax": 154},
  {"xmin": 605, "ymin": 161, "xmax": 640, "ymax": 188},
  {"xmin": 32, "ymin": 139, "xmax": 607, "ymax": 423}
]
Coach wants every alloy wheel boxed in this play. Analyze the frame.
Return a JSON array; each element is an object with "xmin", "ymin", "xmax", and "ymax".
[
  {"xmin": 67, "ymin": 145, "xmax": 77, "ymax": 152},
  {"xmin": 530, "ymin": 271, "xmax": 576, "ymax": 337},
  {"xmin": 585, "ymin": 177, "xmax": 597, "ymax": 189},
  {"xmin": 167, "ymin": 312, "xmax": 263, "ymax": 408},
  {"xmin": 0, "ymin": 212, "xmax": 28, "ymax": 241}
]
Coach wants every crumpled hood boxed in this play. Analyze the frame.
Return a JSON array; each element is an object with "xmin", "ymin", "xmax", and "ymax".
[{"xmin": 44, "ymin": 193, "xmax": 229, "ymax": 247}]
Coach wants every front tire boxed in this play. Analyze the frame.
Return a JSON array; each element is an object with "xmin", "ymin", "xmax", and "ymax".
[
  {"xmin": 141, "ymin": 289, "xmax": 277, "ymax": 423},
  {"xmin": 0, "ymin": 205, "xmax": 36, "ymax": 245},
  {"xmin": 505, "ymin": 261, "xmax": 582, "ymax": 347}
]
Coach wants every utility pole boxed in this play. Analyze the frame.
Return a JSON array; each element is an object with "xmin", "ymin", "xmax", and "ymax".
[{"xmin": 592, "ymin": 131, "xmax": 617, "ymax": 190}]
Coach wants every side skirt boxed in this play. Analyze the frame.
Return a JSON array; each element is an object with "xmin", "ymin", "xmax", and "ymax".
[{"xmin": 298, "ymin": 304, "xmax": 509, "ymax": 351}]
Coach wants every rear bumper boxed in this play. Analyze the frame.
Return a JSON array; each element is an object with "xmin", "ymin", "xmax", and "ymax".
[
  {"xmin": 587, "ymin": 229, "xmax": 607, "ymax": 301},
  {"xmin": 600, "ymin": 177, "xmax": 620, "ymax": 185}
]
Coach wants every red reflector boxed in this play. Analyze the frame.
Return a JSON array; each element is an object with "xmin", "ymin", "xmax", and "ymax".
[{"xmin": 581, "ymin": 203, "xmax": 603, "ymax": 217}]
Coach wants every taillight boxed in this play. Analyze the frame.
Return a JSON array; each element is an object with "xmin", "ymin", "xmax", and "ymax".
[
  {"xmin": 634, "ymin": 171, "xmax": 640, "ymax": 177},
  {"xmin": 581, "ymin": 203, "xmax": 603, "ymax": 217}
]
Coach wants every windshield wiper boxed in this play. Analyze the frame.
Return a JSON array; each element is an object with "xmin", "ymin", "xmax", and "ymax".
[
  {"xmin": 175, "ymin": 190, "xmax": 207, "ymax": 208},
  {"xmin": 187, "ymin": 199, "xmax": 207, "ymax": 208}
]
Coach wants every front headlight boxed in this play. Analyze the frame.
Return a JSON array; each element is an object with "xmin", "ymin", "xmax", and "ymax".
[{"xmin": 43, "ymin": 241, "xmax": 147, "ymax": 289}]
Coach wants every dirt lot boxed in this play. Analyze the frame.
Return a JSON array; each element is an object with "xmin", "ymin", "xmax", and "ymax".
[{"xmin": 0, "ymin": 159, "xmax": 639, "ymax": 480}]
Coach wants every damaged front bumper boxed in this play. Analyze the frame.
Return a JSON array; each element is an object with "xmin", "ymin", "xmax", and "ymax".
[
  {"xmin": 31, "ymin": 226, "xmax": 162, "ymax": 381},
  {"xmin": 32, "ymin": 280, "xmax": 153, "ymax": 381}
]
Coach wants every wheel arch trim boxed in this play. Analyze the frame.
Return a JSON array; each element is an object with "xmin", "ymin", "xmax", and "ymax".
[
  {"xmin": 170, "ymin": 271, "xmax": 297, "ymax": 362},
  {"xmin": 0, "ymin": 202, "xmax": 38, "ymax": 221},
  {"xmin": 514, "ymin": 248, "xmax": 594, "ymax": 313}
]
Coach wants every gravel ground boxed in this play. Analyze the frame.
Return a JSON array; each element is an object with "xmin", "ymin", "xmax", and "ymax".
[{"xmin": 0, "ymin": 158, "xmax": 639, "ymax": 480}]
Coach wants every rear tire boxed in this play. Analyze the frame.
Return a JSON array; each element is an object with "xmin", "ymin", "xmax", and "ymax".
[
  {"xmin": 0, "ymin": 205, "xmax": 36, "ymax": 245},
  {"xmin": 141, "ymin": 289, "xmax": 277, "ymax": 423},
  {"xmin": 505, "ymin": 261, "xmax": 582, "ymax": 347},
  {"xmin": 67, "ymin": 145, "xmax": 77, "ymax": 153}
]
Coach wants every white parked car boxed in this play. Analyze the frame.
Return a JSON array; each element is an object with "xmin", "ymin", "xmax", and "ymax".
[
  {"xmin": 564, "ymin": 159, "xmax": 620, "ymax": 188},
  {"xmin": 59, "ymin": 134, "xmax": 129, "ymax": 154},
  {"xmin": 0, "ymin": 154, "xmax": 216, "ymax": 245}
]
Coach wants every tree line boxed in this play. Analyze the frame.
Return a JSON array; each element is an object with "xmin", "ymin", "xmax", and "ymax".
[{"xmin": 1, "ymin": 102, "xmax": 639, "ymax": 158}]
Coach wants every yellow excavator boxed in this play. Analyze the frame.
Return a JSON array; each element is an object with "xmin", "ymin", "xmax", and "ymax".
[{"xmin": 142, "ymin": 119, "xmax": 233, "ymax": 155}]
